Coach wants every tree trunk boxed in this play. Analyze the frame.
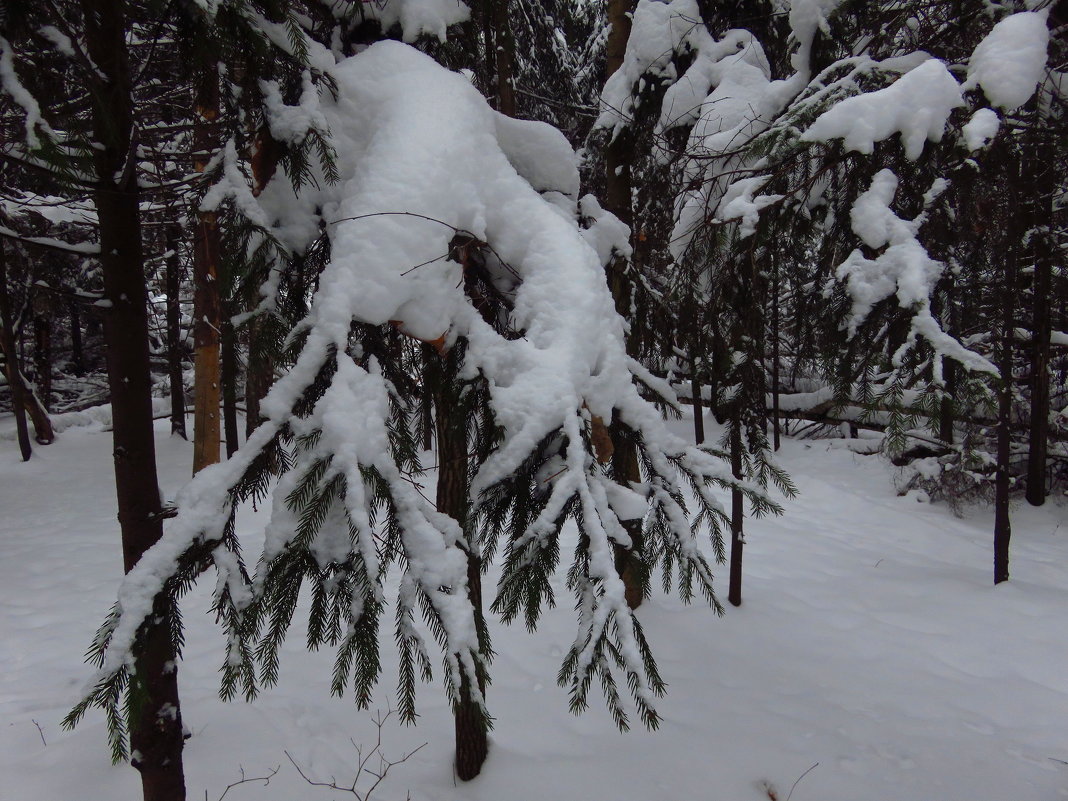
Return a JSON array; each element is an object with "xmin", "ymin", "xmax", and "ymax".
[
  {"xmin": 33, "ymin": 295, "xmax": 52, "ymax": 409},
  {"xmin": 603, "ymin": 0, "xmax": 645, "ymax": 609},
  {"xmin": 604, "ymin": 0, "xmax": 635, "ymax": 232},
  {"xmin": 165, "ymin": 227, "xmax": 186, "ymax": 439},
  {"xmin": 939, "ymin": 354, "xmax": 956, "ymax": 445},
  {"xmin": 0, "ymin": 245, "xmax": 32, "ymax": 461},
  {"xmin": 728, "ymin": 421, "xmax": 744, "ymax": 606},
  {"xmin": 771, "ymin": 258, "xmax": 781, "ymax": 451},
  {"xmin": 83, "ymin": 2, "xmax": 187, "ymax": 798},
  {"xmin": 1024, "ymin": 146, "xmax": 1053, "ymax": 507},
  {"xmin": 994, "ymin": 210, "xmax": 1018, "ymax": 586},
  {"xmin": 691, "ymin": 349, "xmax": 705, "ymax": 446},
  {"xmin": 192, "ymin": 66, "xmax": 222, "ymax": 474},
  {"xmin": 221, "ymin": 311, "xmax": 239, "ymax": 459},
  {"xmin": 1023, "ymin": 0, "xmax": 1067, "ymax": 507},
  {"xmin": 244, "ymin": 316, "xmax": 270, "ymax": 439},
  {"xmin": 3, "ymin": 249, "xmax": 54, "ymax": 444},
  {"xmin": 421, "ymin": 347, "xmax": 434, "ymax": 451},
  {"xmin": 430, "ymin": 350, "xmax": 488, "ymax": 782},
  {"xmin": 491, "ymin": 0, "xmax": 516, "ymax": 117},
  {"xmin": 21, "ymin": 373, "xmax": 54, "ymax": 444},
  {"xmin": 69, "ymin": 298, "xmax": 85, "ymax": 376},
  {"xmin": 479, "ymin": 0, "xmax": 496, "ymax": 104}
]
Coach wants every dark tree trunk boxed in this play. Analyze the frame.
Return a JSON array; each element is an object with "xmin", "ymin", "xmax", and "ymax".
[
  {"xmin": 430, "ymin": 347, "xmax": 488, "ymax": 782},
  {"xmin": 221, "ymin": 310, "xmax": 239, "ymax": 459},
  {"xmin": 939, "ymin": 357, "xmax": 956, "ymax": 445},
  {"xmin": 165, "ymin": 227, "xmax": 186, "ymax": 439},
  {"xmin": 192, "ymin": 66, "xmax": 222, "ymax": 474},
  {"xmin": 603, "ymin": 0, "xmax": 645, "ymax": 609},
  {"xmin": 728, "ymin": 422, "xmax": 744, "ymax": 606},
  {"xmin": 33, "ymin": 297, "xmax": 52, "ymax": 408},
  {"xmin": 83, "ymin": 2, "xmax": 187, "ymax": 798},
  {"xmin": 603, "ymin": 0, "xmax": 635, "ymax": 233},
  {"xmin": 611, "ymin": 422, "xmax": 646, "ymax": 610},
  {"xmin": 421, "ymin": 347, "xmax": 434, "ymax": 451},
  {"xmin": 4, "ymin": 250, "xmax": 53, "ymax": 444},
  {"xmin": 1024, "ymin": 146, "xmax": 1054, "ymax": 507},
  {"xmin": 491, "ymin": 0, "xmax": 516, "ymax": 117},
  {"xmin": 69, "ymin": 298, "xmax": 85, "ymax": 376},
  {"xmin": 691, "ymin": 349, "xmax": 705, "ymax": 446},
  {"xmin": 994, "ymin": 211, "xmax": 1018, "ymax": 587},
  {"xmin": 243, "ymin": 316, "xmax": 271, "ymax": 439},
  {"xmin": 0, "ymin": 245, "xmax": 32, "ymax": 461},
  {"xmin": 478, "ymin": 0, "xmax": 496, "ymax": 104},
  {"xmin": 994, "ymin": 340, "xmax": 1013, "ymax": 585},
  {"xmin": 771, "ymin": 258, "xmax": 781, "ymax": 451},
  {"xmin": 21, "ymin": 372, "xmax": 54, "ymax": 445}
]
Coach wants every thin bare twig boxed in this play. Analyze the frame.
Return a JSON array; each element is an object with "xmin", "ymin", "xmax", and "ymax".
[
  {"xmin": 212, "ymin": 765, "xmax": 280, "ymax": 801},
  {"xmin": 284, "ymin": 708, "xmax": 426, "ymax": 800},
  {"xmin": 786, "ymin": 762, "xmax": 819, "ymax": 801},
  {"xmin": 31, "ymin": 719, "xmax": 46, "ymax": 746}
]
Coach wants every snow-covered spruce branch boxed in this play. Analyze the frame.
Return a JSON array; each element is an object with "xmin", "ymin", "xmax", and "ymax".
[
  {"xmin": 481, "ymin": 381, "xmax": 781, "ymax": 729},
  {"xmin": 70, "ymin": 40, "xmax": 788, "ymax": 742}
]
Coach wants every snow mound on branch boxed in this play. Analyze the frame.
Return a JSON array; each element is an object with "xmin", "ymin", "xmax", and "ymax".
[
  {"xmin": 715, "ymin": 176, "xmax": 782, "ymax": 238},
  {"xmin": 579, "ymin": 194, "xmax": 632, "ymax": 266},
  {"xmin": 362, "ymin": 0, "xmax": 471, "ymax": 43},
  {"xmin": 597, "ymin": 0, "xmax": 710, "ymax": 135},
  {"xmin": 683, "ymin": 36, "xmax": 774, "ymax": 147},
  {"xmin": 964, "ymin": 11, "xmax": 1049, "ymax": 112},
  {"xmin": 308, "ymin": 40, "xmax": 636, "ymax": 486},
  {"xmin": 669, "ymin": 37, "xmax": 781, "ymax": 255},
  {"xmin": 801, "ymin": 59, "xmax": 964, "ymax": 160},
  {"xmin": 658, "ymin": 30, "xmax": 771, "ymax": 136},
  {"xmin": 962, "ymin": 108, "xmax": 1000, "ymax": 151},
  {"xmin": 494, "ymin": 114, "xmax": 580, "ymax": 198},
  {"xmin": 836, "ymin": 170, "xmax": 996, "ymax": 375}
]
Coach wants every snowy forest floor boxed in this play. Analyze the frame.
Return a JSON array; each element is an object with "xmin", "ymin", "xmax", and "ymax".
[{"xmin": 2, "ymin": 411, "xmax": 1067, "ymax": 801}]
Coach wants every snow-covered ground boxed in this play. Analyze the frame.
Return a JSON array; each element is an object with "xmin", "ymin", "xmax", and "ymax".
[{"xmin": 2, "ymin": 413, "xmax": 1066, "ymax": 801}]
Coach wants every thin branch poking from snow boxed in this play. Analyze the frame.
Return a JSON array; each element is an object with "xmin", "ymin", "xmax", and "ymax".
[
  {"xmin": 284, "ymin": 708, "xmax": 426, "ymax": 800},
  {"xmin": 326, "ymin": 211, "xmax": 520, "ymax": 280},
  {"xmin": 786, "ymin": 762, "xmax": 820, "ymax": 801},
  {"xmin": 214, "ymin": 765, "xmax": 281, "ymax": 801}
]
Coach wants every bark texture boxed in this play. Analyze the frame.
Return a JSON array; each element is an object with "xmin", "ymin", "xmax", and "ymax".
[
  {"xmin": 604, "ymin": 0, "xmax": 645, "ymax": 609},
  {"xmin": 192, "ymin": 67, "xmax": 222, "ymax": 474},
  {"xmin": 165, "ymin": 227, "xmax": 186, "ymax": 439},
  {"xmin": 0, "ymin": 245, "xmax": 32, "ymax": 461},
  {"xmin": 431, "ymin": 352, "xmax": 488, "ymax": 781},
  {"xmin": 83, "ymin": 2, "xmax": 187, "ymax": 797},
  {"xmin": 728, "ymin": 423, "xmax": 744, "ymax": 606}
]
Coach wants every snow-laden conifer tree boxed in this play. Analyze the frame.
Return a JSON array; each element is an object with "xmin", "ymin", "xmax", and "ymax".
[
  {"xmin": 72, "ymin": 1, "xmax": 781, "ymax": 776},
  {"xmin": 606, "ymin": 0, "xmax": 1064, "ymax": 582}
]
